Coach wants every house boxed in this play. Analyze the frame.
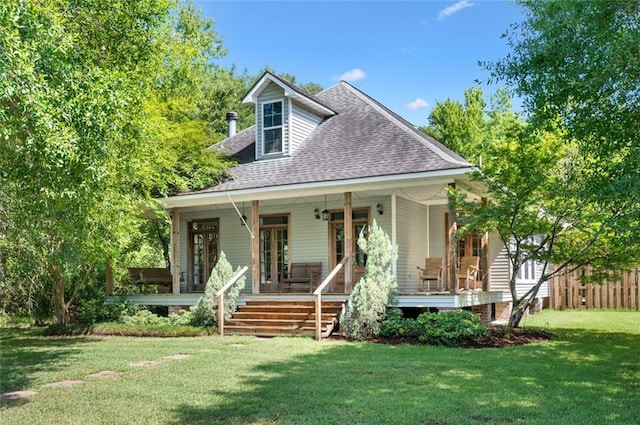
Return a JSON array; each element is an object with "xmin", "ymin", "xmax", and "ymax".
[{"xmin": 111, "ymin": 72, "xmax": 548, "ymax": 336}]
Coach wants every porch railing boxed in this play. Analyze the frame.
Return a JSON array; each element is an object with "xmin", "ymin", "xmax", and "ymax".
[
  {"xmin": 313, "ymin": 255, "xmax": 351, "ymax": 340},
  {"xmin": 216, "ymin": 258, "xmax": 256, "ymax": 336}
]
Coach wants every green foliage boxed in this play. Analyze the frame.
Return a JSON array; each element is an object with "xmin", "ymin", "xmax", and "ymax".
[
  {"xmin": 422, "ymin": 87, "xmax": 488, "ymax": 162},
  {"xmin": 0, "ymin": 1, "xmax": 247, "ymax": 324},
  {"xmin": 190, "ymin": 252, "xmax": 245, "ymax": 327},
  {"xmin": 120, "ymin": 310, "xmax": 167, "ymax": 327},
  {"xmin": 379, "ymin": 308, "xmax": 421, "ymax": 338},
  {"xmin": 483, "ymin": 0, "xmax": 640, "ymax": 278},
  {"xmin": 342, "ymin": 220, "xmax": 398, "ymax": 340},
  {"xmin": 379, "ymin": 309, "xmax": 488, "ymax": 347},
  {"xmin": 416, "ymin": 310, "xmax": 488, "ymax": 347},
  {"xmin": 76, "ymin": 297, "xmax": 139, "ymax": 325}
]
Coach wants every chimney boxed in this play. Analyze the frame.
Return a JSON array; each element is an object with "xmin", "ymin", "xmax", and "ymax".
[{"xmin": 226, "ymin": 111, "xmax": 238, "ymax": 137}]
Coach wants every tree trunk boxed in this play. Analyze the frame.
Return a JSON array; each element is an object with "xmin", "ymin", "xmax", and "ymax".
[
  {"xmin": 508, "ymin": 298, "xmax": 531, "ymax": 328},
  {"xmin": 50, "ymin": 264, "xmax": 69, "ymax": 326}
]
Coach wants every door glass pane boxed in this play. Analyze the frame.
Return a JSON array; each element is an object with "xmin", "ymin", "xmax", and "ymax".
[
  {"xmin": 354, "ymin": 224, "xmax": 368, "ymax": 266},
  {"xmin": 193, "ymin": 233, "xmax": 204, "ymax": 286},
  {"xmin": 260, "ymin": 229, "xmax": 272, "ymax": 284},
  {"xmin": 335, "ymin": 224, "xmax": 344, "ymax": 263}
]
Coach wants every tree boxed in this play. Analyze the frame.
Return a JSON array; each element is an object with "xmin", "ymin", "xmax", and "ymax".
[
  {"xmin": 422, "ymin": 87, "xmax": 486, "ymax": 162},
  {"xmin": 477, "ymin": 0, "xmax": 640, "ymax": 325},
  {"xmin": 485, "ymin": 0, "xmax": 640, "ymax": 250},
  {"xmin": 457, "ymin": 118, "xmax": 640, "ymax": 327},
  {"xmin": 343, "ymin": 220, "xmax": 397, "ymax": 339},
  {"xmin": 0, "ymin": 1, "xmax": 242, "ymax": 324}
]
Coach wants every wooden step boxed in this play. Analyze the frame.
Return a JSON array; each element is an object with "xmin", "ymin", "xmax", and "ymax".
[
  {"xmin": 226, "ymin": 318, "xmax": 335, "ymax": 327},
  {"xmin": 224, "ymin": 299, "xmax": 344, "ymax": 338},
  {"xmin": 231, "ymin": 312, "xmax": 337, "ymax": 320}
]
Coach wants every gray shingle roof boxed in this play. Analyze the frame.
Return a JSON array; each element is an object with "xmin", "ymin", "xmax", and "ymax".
[{"xmin": 192, "ymin": 81, "xmax": 470, "ymax": 194}]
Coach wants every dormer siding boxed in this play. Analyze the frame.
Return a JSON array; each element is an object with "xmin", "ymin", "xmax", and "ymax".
[
  {"xmin": 290, "ymin": 103, "xmax": 324, "ymax": 153},
  {"xmin": 255, "ymin": 81, "xmax": 324, "ymax": 159}
]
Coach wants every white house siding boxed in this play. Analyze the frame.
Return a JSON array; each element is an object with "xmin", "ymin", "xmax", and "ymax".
[
  {"xmin": 394, "ymin": 197, "xmax": 427, "ymax": 292},
  {"xmin": 428, "ymin": 204, "xmax": 447, "ymax": 258},
  {"xmin": 487, "ymin": 233, "xmax": 549, "ymax": 299},
  {"xmin": 288, "ymin": 203, "xmax": 330, "ymax": 276},
  {"xmin": 255, "ymin": 83, "xmax": 289, "ymax": 158},
  {"xmin": 290, "ymin": 102, "xmax": 323, "ymax": 152},
  {"xmin": 487, "ymin": 233, "xmax": 510, "ymax": 292}
]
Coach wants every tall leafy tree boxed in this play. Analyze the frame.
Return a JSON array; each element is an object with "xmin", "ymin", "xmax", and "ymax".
[
  {"xmin": 422, "ymin": 87, "xmax": 486, "ymax": 162},
  {"xmin": 458, "ymin": 119, "xmax": 638, "ymax": 327},
  {"xmin": 0, "ymin": 0, "xmax": 243, "ymax": 324},
  {"xmin": 484, "ymin": 0, "xmax": 640, "ymax": 258}
]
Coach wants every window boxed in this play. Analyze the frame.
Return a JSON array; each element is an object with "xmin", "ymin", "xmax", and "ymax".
[
  {"xmin": 262, "ymin": 101, "xmax": 283, "ymax": 154},
  {"xmin": 516, "ymin": 236, "xmax": 538, "ymax": 282}
]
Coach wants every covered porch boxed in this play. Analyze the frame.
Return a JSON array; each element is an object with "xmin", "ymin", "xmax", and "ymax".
[{"xmin": 106, "ymin": 174, "xmax": 489, "ymax": 300}]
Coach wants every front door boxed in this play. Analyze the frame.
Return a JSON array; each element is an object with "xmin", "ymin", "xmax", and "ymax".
[
  {"xmin": 188, "ymin": 220, "xmax": 219, "ymax": 292},
  {"xmin": 259, "ymin": 215, "xmax": 289, "ymax": 292},
  {"xmin": 329, "ymin": 208, "xmax": 369, "ymax": 293}
]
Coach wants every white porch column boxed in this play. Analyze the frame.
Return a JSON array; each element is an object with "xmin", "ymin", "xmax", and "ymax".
[
  {"xmin": 391, "ymin": 192, "xmax": 397, "ymax": 276},
  {"xmin": 171, "ymin": 207, "xmax": 181, "ymax": 295}
]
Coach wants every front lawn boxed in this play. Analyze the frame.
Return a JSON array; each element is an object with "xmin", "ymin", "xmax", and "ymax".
[{"xmin": 1, "ymin": 310, "xmax": 638, "ymax": 424}]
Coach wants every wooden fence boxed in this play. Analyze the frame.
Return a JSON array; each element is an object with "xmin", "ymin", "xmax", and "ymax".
[{"xmin": 549, "ymin": 268, "xmax": 640, "ymax": 310}]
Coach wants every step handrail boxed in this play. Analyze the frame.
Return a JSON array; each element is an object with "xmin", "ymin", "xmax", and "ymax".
[
  {"xmin": 313, "ymin": 255, "xmax": 351, "ymax": 340},
  {"xmin": 216, "ymin": 258, "xmax": 256, "ymax": 336}
]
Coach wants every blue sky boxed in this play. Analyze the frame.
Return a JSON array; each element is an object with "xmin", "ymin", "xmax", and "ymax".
[{"xmin": 194, "ymin": 0, "xmax": 525, "ymax": 127}]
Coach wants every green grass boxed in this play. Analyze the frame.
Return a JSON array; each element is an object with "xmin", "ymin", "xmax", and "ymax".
[{"xmin": 1, "ymin": 310, "xmax": 639, "ymax": 424}]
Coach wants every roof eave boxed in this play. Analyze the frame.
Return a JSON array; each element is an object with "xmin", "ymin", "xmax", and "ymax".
[{"xmin": 160, "ymin": 167, "xmax": 474, "ymax": 209}]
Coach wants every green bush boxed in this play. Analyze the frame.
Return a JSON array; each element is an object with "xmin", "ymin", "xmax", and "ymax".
[
  {"xmin": 417, "ymin": 310, "xmax": 488, "ymax": 347},
  {"xmin": 168, "ymin": 310, "xmax": 194, "ymax": 326},
  {"xmin": 379, "ymin": 308, "xmax": 421, "ymax": 338},
  {"xmin": 76, "ymin": 297, "xmax": 139, "ymax": 324},
  {"xmin": 120, "ymin": 309, "xmax": 167, "ymax": 326}
]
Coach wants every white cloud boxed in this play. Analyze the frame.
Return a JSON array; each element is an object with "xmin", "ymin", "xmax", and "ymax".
[
  {"xmin": 438, "ymin": 0, "xmax": 476, "ymax": 20},
  {"xmin": 333, "ymin": 68, "xmax": 367, "ymax": 82},
  {"xmin": 405, "ymin": 98, "xmax": 429, "ymax": 110}
]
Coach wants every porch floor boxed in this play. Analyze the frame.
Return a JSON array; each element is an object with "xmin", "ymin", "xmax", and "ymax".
[{"xmin": 107, "ymin": 291, "xmax": 509, "ymax": 309}]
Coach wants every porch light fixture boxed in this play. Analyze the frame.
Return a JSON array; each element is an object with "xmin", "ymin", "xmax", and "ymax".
[
  {"xmin": 376, "ymin": 202, "xmax": 384, "ymax": 215},
  {"xmin": 322, "ymin": 195, "xmax": 329, "ymax": 221},
  {"xmin": 314, "ymin": 208, "xmax": 320, "ymax": 220}
]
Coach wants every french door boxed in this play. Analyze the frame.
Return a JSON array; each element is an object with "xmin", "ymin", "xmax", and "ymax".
[
  {"xmin": 259, "ymin": 215, "xmax": 289, "ymax": 292},
  {"xmin": 188, "ymin": 220, "xmax": 219, "ymax": 292},
  {"xmin": 329, "ymin": 208, "xmax": 369, "ymax": 293}
]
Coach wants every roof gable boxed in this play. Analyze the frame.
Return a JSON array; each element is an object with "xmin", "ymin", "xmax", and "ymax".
[{"xmin": 243, "ymin": 72, "xmax": 336, "ymax": 117}]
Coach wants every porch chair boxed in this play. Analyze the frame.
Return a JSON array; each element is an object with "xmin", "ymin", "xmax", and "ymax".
[
  {"xmin": 416, "ymin": 257, "xmax": 444, "ymax": 292},
  {"xmin": 457, "ymin": 256, "xmax": 480, "ymax": 291}
]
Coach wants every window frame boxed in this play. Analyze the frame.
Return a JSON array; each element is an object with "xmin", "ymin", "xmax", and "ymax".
[{"xmin": 261, "ymin": 100, "xmax": 283, "ymax": 155}]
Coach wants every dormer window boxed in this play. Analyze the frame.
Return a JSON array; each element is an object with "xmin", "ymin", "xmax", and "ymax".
[{"xmin": 263, "ymin": 101, "xmax": 283, "ymax": 154}]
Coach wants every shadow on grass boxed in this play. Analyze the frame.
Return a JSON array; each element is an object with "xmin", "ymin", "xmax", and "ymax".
[
  {"xmin": 0, "ymin": 328, "xmax": 99, "ymax": 393},
  {"xmin": 171, "ymin": 330, "xmax": 639, "ymax": 425}
]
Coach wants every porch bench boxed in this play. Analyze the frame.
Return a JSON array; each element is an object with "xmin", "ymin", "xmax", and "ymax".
[
  {"xmin": 281, "ymin": 262, "xmax": 322, "ymax": 293},
  {"xmin": 128, "ymin": 267, "xmax": 173, "ymax": 293}
]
